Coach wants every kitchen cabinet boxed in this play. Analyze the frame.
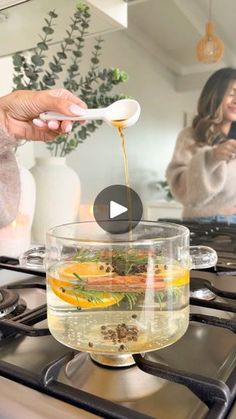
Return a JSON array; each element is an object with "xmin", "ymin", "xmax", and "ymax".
[
  {"xmin": 0, "ymin": 0, "xmax": 127, "ymax": 57},
  {"xmin": 87, "ymin": 0, "xmax": 127, "ymax": 28}
]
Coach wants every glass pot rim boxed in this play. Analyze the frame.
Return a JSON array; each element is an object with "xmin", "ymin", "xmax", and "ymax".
[{"xmin": 46, "ymin": 220, "xmax": 189, "ymax": 246}]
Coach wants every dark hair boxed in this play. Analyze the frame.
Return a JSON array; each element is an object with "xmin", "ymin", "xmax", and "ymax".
[{"xmin": 192, "ymin": 67, "xmax": 236, "ymax": 145}]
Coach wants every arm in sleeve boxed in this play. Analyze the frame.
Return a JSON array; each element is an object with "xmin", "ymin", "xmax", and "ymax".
[
  {"xmin": 165, "ymin": 128, "xmax": 228, "ymax": 207},
  {"xmin": 0, "ymin": 126, "xmax": 20, "ymax": 228}
]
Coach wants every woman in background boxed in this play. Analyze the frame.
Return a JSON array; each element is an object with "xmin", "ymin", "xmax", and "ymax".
[
  {"xmin": 0, "ymin": 88, "xmax": 86, "ymax": 228},
  {"xmin": 166, "ymin": 67, "xmax": 236, "ymax": 223}
]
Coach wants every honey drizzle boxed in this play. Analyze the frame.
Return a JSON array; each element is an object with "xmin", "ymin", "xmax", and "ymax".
[
  {"xmin": 113, "ymin": 119, "xmax": 133, "ymax": 240},
  {"xmin": 112, "ymin": 120, "xmax": 130, "ymax": 187},
  {"xmin": 118, "ymin": 126, "xmax": 130, "ymax": 189}
]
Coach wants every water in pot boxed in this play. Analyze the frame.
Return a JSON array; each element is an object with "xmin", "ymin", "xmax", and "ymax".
[{"xmin": 46, "ymin": 221, "xmax": 217, "ymax": 358}]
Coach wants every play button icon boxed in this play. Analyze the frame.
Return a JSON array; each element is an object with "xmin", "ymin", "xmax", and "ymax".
[
  {"xmin": 110, "ymin": 201, "xmax": 128, "ymax": 219},
  {"xmin": 93, "ymin": 184, "xmax": 143, "ymax": 234}
]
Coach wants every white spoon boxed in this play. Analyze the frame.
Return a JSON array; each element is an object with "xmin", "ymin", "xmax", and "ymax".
[{"xmin": 39, "ymin": 99, "xmax": 141, "ymax": 128}]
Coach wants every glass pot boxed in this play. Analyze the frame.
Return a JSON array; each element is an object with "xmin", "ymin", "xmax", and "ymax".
[{"xmin": 45, "ymin": 221, "xmax": 217, "ymax": 364}]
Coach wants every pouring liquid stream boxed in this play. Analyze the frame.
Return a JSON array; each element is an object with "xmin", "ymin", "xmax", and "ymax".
[{"xmin": 112, "ymin": 119, "xmax": 133, "ymax": 240}]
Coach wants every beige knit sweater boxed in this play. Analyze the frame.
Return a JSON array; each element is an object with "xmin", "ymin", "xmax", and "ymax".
[
  {"xmin": 0, "ymin": 127, "xmax": 20, "ymax": 228},
  {"xmin": 166, "ymin": 127, "xmax": 236, "ymax": 218}
]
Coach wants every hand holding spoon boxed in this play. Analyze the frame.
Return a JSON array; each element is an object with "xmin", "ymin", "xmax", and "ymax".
[{"xmin": 39, "ymin": 99, "xmax": 141, "ymax": 128}]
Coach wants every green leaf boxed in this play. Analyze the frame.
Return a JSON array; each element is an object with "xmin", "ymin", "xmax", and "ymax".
[
  {"xmin": 70, "ymin": 24, "xmax": 79, "ymax": 31},
  {"xmin": 86, "ymin": 123, "xmax": 95, "ymax": 132},
  {"xmin": 81, "ymin": 22, "xmax": 89, "ymax": 29},
  {"xmin": 49, "ymin": 11, "xmax": 58, "ymax": 18},
  {"xmin": 79, "ymin": 126, "xmax": 88, "ymax": 140},
  {"xmin": 42, "ymin": 26, "xmax": 54, "ymax": 34},
  {"xmin": 31, "ymin": 55, "xmax": 44, "ymax": 66},
  {"xmin": 42, "ymin": 75, "xmax": 56, "ymax": 86},
  {"xmin": 112, "ymin": 68, "xmax": 120, "ymax": 81},
  {"xmin": 120, "ymin": 70, "xmax": 128, "ymax": 81},
  {"xmin": 64, "ymin": 79, "xmax": 79, "ymax": 92},
  {"xmin": 25, "ymin": 70, "xmax": 38, "ymax": 81},
  {"xmin": 76, "ymin": 3, "xmax": 89, "ymax": 13},
  {"xmin": 13, "ymin": 54, "xmax": 25, "ymax": 66},
  {"xmin": 91, "ymin": 57, "xmax": 99, "ymax": 65},
  {"xmin": 49, "ymin": 62, "xmax": 63, "ymax": 72},
  {"xmin": 57, "ymin": 51, "xmax": 67, "ymax": 59},
  {"xmin": 64, "ymin": 38, "xmax": 74, "ymax": 45},
  {"xmin": 37, "ymin": 41, "xmax": 48, "ymax": 51},
  {"xmin": 70, "ymin": 64, "xmax": 79, "ymax": 71},
  {"xmin": 69, "ymin": 138, "xmax": 77, "ymax": 147},
  {"xmin": 73, "ymin": 50, "xmax": 82, "ymax": 58}
]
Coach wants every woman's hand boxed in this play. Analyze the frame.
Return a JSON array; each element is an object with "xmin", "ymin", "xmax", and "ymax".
[
  {"xmin": 0, "ymin": 88, "xmax": 87, "ymax": 141},
  {"xmin": 213, "ymin": 139, "xmax": 236, "ymax": 161}
]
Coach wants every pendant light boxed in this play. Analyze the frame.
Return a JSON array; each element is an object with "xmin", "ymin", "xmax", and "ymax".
[{"xmin": 196, "ymin": 0, "xmax": 224, "ymax": 64}]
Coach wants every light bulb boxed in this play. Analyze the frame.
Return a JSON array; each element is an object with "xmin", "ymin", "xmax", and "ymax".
[
  {"xmin": 196, "ymin": 21, "xmax": 224, "ymax": 64},
  {"xmin": 204, "ymin": 40, "xmax": 215, "ymax": 56}
]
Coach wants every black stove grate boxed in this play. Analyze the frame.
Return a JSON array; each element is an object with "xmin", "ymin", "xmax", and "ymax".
[
  {"xmin": 0, "ymin": 282, "xmax": 48, "ymax": 339},
  {"xmin": 190, "ymin": 296, "xmax": 236, "ymax": 313},
  {"xmin": 0, "ymin": 228, "xmax": 236, "ymax": 419},
  {"xmin": 133, "ymin": 351, "xmax": 236, "ymax": 419},
  {"xmin": 0, "ymin": 354, "xmax": 152, "ymax": 419},
  {"xmin": 0, "ymin": 288, "xmax": 235, "ymax": 419},
  {"xmin": 0, "ymin": 303, "xmax": 49, "ymax": 338},
  {"xmin": 159, "ymin": 219, "xmax": 236, "ymax": 271},
  {"xmin": 0, "ymin": 256, "xmax": 45, "ymax": 276}
]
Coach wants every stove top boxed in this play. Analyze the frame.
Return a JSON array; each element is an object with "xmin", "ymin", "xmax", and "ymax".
[
  {"xmin": 0, "ymin": 221, "xmax": 235, "ymax": 419},
  {"xmin": 161, "ymin": 220, "xmax": 236, "ymax": 272}
]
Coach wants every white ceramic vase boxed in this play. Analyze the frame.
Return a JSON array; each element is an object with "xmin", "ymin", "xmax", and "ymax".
[
  {"xmin": 0, "ymin": 161, "xmax": 36, "ymax": 258},
  {"xmin": 31, "ymin": 157, "xmax": 81, "ymax": 244}
]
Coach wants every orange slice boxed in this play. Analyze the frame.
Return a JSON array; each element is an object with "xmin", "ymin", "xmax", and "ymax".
[
  {"xmin": 162, "ymin": 265, "xmax": 189, "ymax": 287},
  {"xmin": 58, "ymin": 261, "xmax": 112, "ymax": 279},
  {"xmin": 49, "ymin": 262, "xmax": 123, "ymax": 308}
]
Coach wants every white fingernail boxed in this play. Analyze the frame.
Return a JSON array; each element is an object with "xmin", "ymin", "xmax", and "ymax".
[
  {"xmin": 48, "ymin": 120, "xmax": 60, "ymax": 130},
  {"xmin": 65, "ymin": 123, "xmax": 73, "ymax": 133},
  {"xmin": 33, "ymin": 118, "xmax": 45, "ymax": 127},
  {"xmin": 69, "ymin": 104, "xmax": 86, "ymax": 115}
]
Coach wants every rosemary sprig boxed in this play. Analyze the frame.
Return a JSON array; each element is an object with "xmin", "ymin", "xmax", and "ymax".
[{"xmin": 124, "ymin": 293, "xmax": 140, "ymax": 310}]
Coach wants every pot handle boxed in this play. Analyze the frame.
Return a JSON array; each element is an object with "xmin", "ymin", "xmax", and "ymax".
[
  {"xmin": 190, "ymin": 245, "xmax": 217, "ymax": 270},
  {"xmin": 19, "ymin": 246, "xmax": 45, "ymax": 271}
]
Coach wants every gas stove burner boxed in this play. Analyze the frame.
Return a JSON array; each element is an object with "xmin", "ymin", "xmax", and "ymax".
[
  {"xmin": 190, "ymin": 276, "xmax": 216, "ymax": 301},
  {"xmin": 63, "ymin": 352, "xmax": 162, "ymax": 401},
  {"xmin": 90, "ymin": 353, "xmax": 135, "ymax": 367},
  {"xmin": 0, "ymin": 288, "xmax": 19, "ymax": 318},
  {"xmin": 190, "ymin": 288, "xmax": 216, "ymax": 301}
]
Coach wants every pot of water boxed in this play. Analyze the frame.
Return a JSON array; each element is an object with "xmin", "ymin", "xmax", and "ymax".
[{"xmin": 45, "ymin": 220, "xmax": 217, "ymax": 366}]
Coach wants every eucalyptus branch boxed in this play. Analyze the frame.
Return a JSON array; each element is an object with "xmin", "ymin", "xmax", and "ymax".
[
  {"xmin": 12, "ymin": 10, "xmax": 58, "ymax": 90},
  {"xmin": 40, "ymin": 12, "xmax": 83, "ymax": 88},
  {"xmin": 64, "ymin": 6, "xmax": 90, "ymax": 92},
  {"xmin": 12, "ymin": 2, "xmax": 128, "ymax": 157},
  {"xmin": 25, "ymin": 10, "xmax": 58, "ymax": 89}
]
